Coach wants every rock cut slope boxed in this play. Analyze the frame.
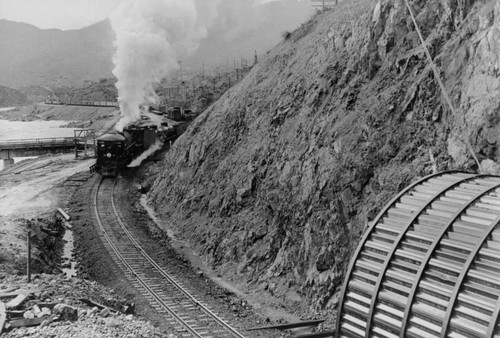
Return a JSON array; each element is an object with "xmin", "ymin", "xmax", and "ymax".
[{"xmin": 148, "ymin": 0, "xmax": 500, "ymax": 313}]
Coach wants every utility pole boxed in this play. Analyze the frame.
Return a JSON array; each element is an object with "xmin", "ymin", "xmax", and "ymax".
[
  {"xmin": 179, "ymin": 60, "xmax": 183, "ymax": 83},
  {"xmin": 27, "ymin": 225, "xmax": 31, "ymax": 283}
]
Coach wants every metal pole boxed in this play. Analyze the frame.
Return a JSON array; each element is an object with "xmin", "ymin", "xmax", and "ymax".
[
  {"xmin": 84, "ymin": 132, "xmax": 88, "ymax": 158},
  {"xmin": 27, "ymin": 229, "xmax": 31, "ymax": 283}
]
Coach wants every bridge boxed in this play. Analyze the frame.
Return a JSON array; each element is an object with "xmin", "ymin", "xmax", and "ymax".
[
  {"xmin": 0, "ymin": 132, "xmax": 96, "ymax": 168},
  {"xmin": 0, "ymin": 137, "xmax": 76, "ymax": 160}
]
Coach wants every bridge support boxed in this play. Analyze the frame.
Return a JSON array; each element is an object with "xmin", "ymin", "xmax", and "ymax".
[{"xmin": 2, "ymin": 158, "xmax": 14, "ymax": 169}]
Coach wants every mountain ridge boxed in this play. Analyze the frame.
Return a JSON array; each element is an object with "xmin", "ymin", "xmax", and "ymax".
[
  {"xmin": 0, "ymin": 19, "xmax": 115, "ymax": 88},
  {"xmin": 0, "ymin": 1, "xmax": 313, "ymax": 89}
]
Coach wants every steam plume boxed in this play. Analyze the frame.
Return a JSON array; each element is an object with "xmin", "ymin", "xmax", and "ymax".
[
  {"xmin": 110, "ymin": 0, "xmax": 215, "ymax": 131},
  {"xmin": 110, "ymin": 0, "xmax": 308, "ymax": 131},
  {"xmin": 128, "ymin": 141, "xmax": 163, "ymax": 167}
]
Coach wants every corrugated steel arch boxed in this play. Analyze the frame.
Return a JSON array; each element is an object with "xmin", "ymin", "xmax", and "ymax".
[{"xmin": 335, "ymin": 172, "xmax": 500, "ymax": 338}]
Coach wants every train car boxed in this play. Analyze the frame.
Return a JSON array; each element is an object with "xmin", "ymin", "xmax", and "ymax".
[
  {"xmin": 95, "ymin": 131, "xmax": 132, "ymax": 176},
  {"xmin": 95, "ymin": 124, "xmax": 160, "ymax": 176}
]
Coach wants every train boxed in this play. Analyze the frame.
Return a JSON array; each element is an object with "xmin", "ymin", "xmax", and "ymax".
[
  {"xmin": 149, "ymin": 105, "xmax": 196, "ymax": 121},
  {"xmin": 94, "ymin": 117, "xmax": 188, "ymax": 176},
  {"xmin": 45, "ymin": 99, "xmax": 118, "ymax": 108},
  {"xmin": 45, "ymin": 99, "xmax": 196, "ymax": 121}
]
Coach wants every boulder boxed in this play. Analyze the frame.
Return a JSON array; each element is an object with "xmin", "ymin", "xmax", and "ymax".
[{"xmin": 53, "ymin": 303, "xmax": 77, "ymax": 321}]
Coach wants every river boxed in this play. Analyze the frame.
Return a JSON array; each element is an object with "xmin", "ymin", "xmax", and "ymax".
[{"xmin": 0, "ymin": 118, "xmax": 78, "ymax": 170}]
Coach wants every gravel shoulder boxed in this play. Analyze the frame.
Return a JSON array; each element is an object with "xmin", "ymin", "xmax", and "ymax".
[{"xmin": 0, "ymin": 273, "xmax": 165, "ymax": 338}]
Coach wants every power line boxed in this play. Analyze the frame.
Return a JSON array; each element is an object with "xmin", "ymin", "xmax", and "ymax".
[{"xmin": 402, "ymin": 0, "xmax": 481, "ymax": 171}]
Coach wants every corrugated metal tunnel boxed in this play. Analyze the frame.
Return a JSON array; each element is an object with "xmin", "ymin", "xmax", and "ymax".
[{"xmin": 335, "ymin": 171, "xmax": 500, "ymax": 338}]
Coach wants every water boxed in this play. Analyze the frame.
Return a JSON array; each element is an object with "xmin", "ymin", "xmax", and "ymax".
[
  {"xmin": 62, "ymin": 221, "xmax": 77, "ymax": 278},
  {"xmin": 0, "ymin": 119, "xmax": 77, "ymax": 170}
]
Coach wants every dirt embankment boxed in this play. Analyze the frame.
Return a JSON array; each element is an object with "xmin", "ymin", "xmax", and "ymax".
[
  {"xmin": 145, "ymin": 0, "xmax": 500, "ymax": 317},
  {"xmin": 0, "ymin": 156, "xmax": 95, "ymax": 275}
]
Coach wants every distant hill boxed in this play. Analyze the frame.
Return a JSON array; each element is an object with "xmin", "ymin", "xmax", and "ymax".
[
  {"xmin": 60, "ymin": 78, "xmax": 118, "ymax": 102},
  {"xmin": 0, "ymin": 20, "xmax": 114, "ymax": 88},
  {"xmin": 0, "ymin": 2, "xmax": 312, "ymax": 89},
  {"xmin": 18, "ymin": 86, "xmax": 53, "ymax": 103},
  {"xmin": 0, "ymin": 85, "xmax": 28, "ymax": 107}
]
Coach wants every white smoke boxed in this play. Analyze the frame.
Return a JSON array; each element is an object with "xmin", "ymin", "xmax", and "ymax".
[
  {"xmin": 110, "ymin": 0, "xmax": 218, "ymax": 131},
  {"xmin": 128, "ymin": 141, "xmax": 163, "ymax": 168},
  {"xmin": 110, "ymin": 0, "xmax": 308, "ymax": 132}
]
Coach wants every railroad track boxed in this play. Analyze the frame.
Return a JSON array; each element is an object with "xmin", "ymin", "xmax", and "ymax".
[{"xmin": 91, "ymin": 177, "xmax": 246, "ymax": 338}]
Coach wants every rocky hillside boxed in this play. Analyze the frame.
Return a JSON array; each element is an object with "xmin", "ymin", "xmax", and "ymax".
[
  {"xmin": 147, "ymin": 0, "xmax": 500, "ymax": 316},
  {"xmin": 18, "ymin": 86, "xmax": 53, "ymax": 103},
  {"xmin": 60, "ymin": 78, "xmax": 118, "ymax": 102},
  {"xmin": 0, "ymin": 85, "xmax": 28, "ymax": 107}
]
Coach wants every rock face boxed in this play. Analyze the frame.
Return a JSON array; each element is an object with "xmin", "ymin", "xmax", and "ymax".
[{"xmin": 148, "ymin": 0, "xmax": 500, "ymax": 311}]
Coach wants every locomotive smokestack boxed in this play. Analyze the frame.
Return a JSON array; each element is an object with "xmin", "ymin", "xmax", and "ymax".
[{"xmin": 110, "ymin": 0, "xmax": 216, "ymax": 132}]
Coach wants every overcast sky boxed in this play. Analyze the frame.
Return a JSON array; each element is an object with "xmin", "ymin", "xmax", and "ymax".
[
  {"xmin": 0, "ymin": 0, "xmax": 121, "ymax": 30},
  {"xmin": 0, "ymin": 0, "xmax": 292, "ymax": 31}
]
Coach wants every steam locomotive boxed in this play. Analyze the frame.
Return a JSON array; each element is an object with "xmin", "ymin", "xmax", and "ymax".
[{"xmin": 94, "ymin": 118, "xmax": 187, "ymax": 176}]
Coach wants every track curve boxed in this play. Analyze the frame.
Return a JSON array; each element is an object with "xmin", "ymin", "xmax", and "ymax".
[{"xmin": 91, "ymin": 177, "xmax": 246, "ymax": 338}]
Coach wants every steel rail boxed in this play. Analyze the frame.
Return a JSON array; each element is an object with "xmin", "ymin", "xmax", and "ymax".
[
  {"xmin": 93, "ymin": 177, "xmax": 245, "ymax": 338},
  {"xmin": 109, "ymin": 179, "xmax": 246, "ymax": 338},
  {"xmin": 400, "ymin": 175, "xmax": 497, "ymax": 337},
  {"xmin": 92, "ymin": 177, "xmax": 202, "ymax": 337}
]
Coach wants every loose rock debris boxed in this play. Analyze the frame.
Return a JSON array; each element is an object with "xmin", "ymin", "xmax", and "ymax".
[{"xmin": 0, "ymin": 274, "xmax": 167, "ymax": 337}]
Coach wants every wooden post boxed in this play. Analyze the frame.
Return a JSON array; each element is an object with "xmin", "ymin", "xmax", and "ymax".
[{"xmin": 27, "ymin": 230, "xmax": 31, "ymax": 283}]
